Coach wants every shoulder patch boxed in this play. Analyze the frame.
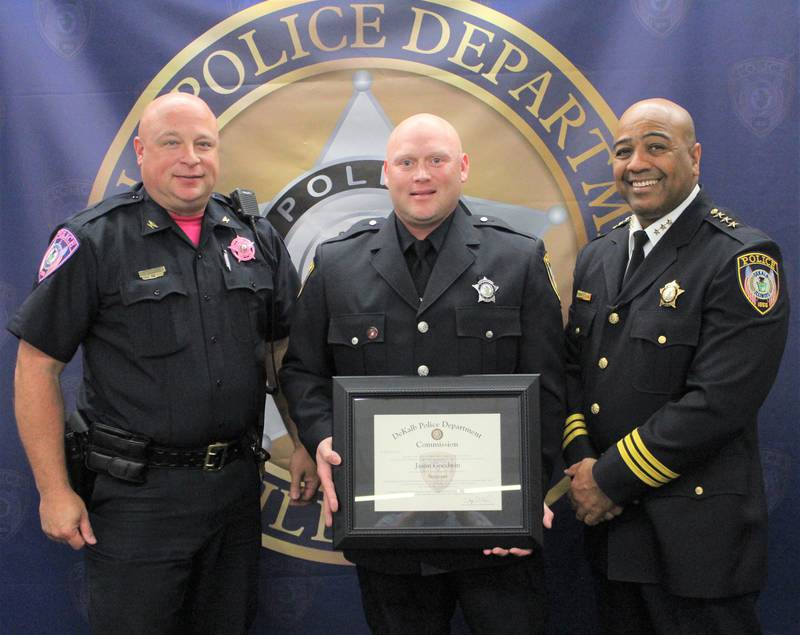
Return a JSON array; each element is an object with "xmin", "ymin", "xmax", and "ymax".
[
  {"xmin": 737, "ymin": 252, "xmax": 780, "ymax": 315},
  {"xmin": 38, "ymin": 228, "xmax": 80, "ymax": 282},
  {"xmin": 326, "ymin": 217, "xmax": 384, "ymax": 243}
]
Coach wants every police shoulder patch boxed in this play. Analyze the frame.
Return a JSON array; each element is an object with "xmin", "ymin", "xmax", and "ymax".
[
  {"xmin": 38, "ymin": 227, "xmax": 80, "ymax": 283},
  {"xmin": 737, "ymin": 251, "xmax": 779, "ymax": 315}
]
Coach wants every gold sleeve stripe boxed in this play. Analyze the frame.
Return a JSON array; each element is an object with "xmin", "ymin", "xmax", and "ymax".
[
  {"xmin": 617, "ymin": 439, "xmax": 662, "ymax": 488},
  {"xmin": 562, "ymin": 428, "xmax": 588, "ymax": 450},
  {"xmin": 565, "ymin": 413, "xmax": 585, "ymax": 425},
  {"xmin": 623, "ymin": 436, "xmax": 670, "ymax": 484},
  {"xmin": 563, "ymin": 419, "xmax": 587, "ymax": 437},
  {"xmin": 631, "ymin": 429, "xmax": 679, "ymax": 479}
]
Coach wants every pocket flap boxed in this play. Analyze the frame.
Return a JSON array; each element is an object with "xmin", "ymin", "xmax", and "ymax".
[
  {"xmin": 121, "ymin": 274, "xmax": 187, "ymax": 305},
  {"xmin": 631, "ymin": 310, "xmax": 701, "ymax": 347},
  {"xmin": 455, "ymin": 306, "xmax": 521, "ymax": 340},
  {"xmin": 328, "ymin": 313, "xmax": 385, "ymax": 348}
]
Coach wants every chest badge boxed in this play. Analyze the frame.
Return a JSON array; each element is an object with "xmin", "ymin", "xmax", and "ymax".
[
  {"xmin": 228, "ymin": 236, "xmax": 256, "ymax": 262},
  {"xmin": 472, "ymin": 277, "xmax": 499, "ymax": 303},
  {"xmin": 659, "ymin": 280, "xmax": 685, "ymax": 308}
]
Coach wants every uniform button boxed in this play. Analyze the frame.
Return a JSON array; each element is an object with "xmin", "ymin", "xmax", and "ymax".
[
  {"xmin": 196, "ymin": 253, "xmax": 203, "ymax": 260},
  {"xmin": 153, "ymin": 289, "xmax": 160, "ymax": 296},
  {"xmin": 351, "ymin": 337, "xmax": 359, "ymax": 345},
  {"xmin": 367, "ymin": 326, "xmax": 379, "ymax": 340},
  {"xmin": 417, "ymin": 321, "xmax": 429, "ymax": 334},
  {"xmin": 203, "ymin": 294, "xmax": 210, "ymax": 301},
  {"xmin": 590, "ymin": 403, "xmax": 600, "ymax": 415},
  {"xmin": 369, "ymin": 220, "xmax": 377, "ymax": 226},
  {"xmin": 574, "ymin": 326, "xmax": 581, "ymax": 335},
  {"xmin": 608, "ymin": 312, "xmax": 619, "ymax": 324},
  {"xmin": 657, "ymin": 335, "xmax": 667, "ymax": 345},
  {"xmin": 485, "ymin": 330, "xmax": 494, "ymax": 339},
  {"xmin": 250, "ymin": 282, "xmax": 256, "ymax": 288},
  {"xmin": 480, "ymin": 216, "xmax": 489, "ymax": 222},
  {"xmin": 694, "ymin": 486, "xmax": 704, "ymax": 496},
  {"xmin": 598, "ymin": 357, "xmax": 608, "ymax": 369},
  {"xmin": 417, "ymin": 365, "xmax": 429, "ymax": 377},
  {"xmin": 216, "ymin": 379, "xmax": 223, "ymax": 387},
  {"xmin": 210, "ymin": 336, "xmax": 217, "ymax": 343}
]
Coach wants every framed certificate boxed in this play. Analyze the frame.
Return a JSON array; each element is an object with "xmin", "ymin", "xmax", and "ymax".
[{"xmin": 331, "ymin": 375, "xmax": 541, "ymax": 550}]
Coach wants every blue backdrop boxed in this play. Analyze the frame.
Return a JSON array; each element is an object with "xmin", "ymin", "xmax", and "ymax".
[{"xmin": 1, "ymin": 1, "xmax": 797, "ymax": 633}]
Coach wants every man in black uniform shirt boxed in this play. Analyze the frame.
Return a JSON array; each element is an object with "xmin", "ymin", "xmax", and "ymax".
[
  {"xmin": 563, "ymin": 98, "xmax": 789, "ymax": 633},
  {"xmin": 9, "ymin": 93, "xmax": 317, "ymax": 633},
  {"xmin": 280, "ymin": 113, "xmax": 565, "ymax": 634}
]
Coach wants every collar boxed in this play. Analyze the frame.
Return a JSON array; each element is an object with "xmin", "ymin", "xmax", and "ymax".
[
  {"xmin": 628, "ymin": 184, "xmax": 700, "ymax": 258},
  {"xmin": 395, "ymin": 211, "xmax": 454, "ymax": 254},
  {"xmin": 139, "ymin": 189, "xmax": 245, "ymax": 236}
]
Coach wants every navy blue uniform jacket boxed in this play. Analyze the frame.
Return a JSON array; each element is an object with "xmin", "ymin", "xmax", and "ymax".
[
  {"xmin": 281, "ymin": 206, "xmax": 565, "ymax": 573},
  {"xmin": 563, "ymin": 191, "xmax": 789, "ymax": 598}
]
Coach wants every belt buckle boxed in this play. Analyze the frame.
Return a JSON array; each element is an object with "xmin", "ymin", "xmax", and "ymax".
[{"xmin": 204, "ymin": 441, "xmax": 229, "ymax": 471}]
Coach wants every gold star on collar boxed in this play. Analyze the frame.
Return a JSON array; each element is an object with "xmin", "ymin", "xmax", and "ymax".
[{"xmin": 659, "ymin": 280, "xmax": 685, "ymax": 308}]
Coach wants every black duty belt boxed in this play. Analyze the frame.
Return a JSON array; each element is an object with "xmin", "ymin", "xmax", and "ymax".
[{"xmin": 148, "ymin": 438, "xmax": 248, "ymax": 471}]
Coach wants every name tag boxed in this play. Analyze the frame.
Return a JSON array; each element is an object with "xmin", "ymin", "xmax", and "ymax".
[{"xmin": 138, "ymin": 266, "xmax": 166, "ymax": 280}]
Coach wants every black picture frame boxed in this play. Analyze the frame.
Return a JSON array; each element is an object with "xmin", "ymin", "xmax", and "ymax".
[{"xmin": 331, "ymin": 374, "xmax": 541, "ymax": 550}]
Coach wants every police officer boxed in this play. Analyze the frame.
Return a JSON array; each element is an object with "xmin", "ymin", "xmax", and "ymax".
[
  {"xmin": 563, "ymin": 98, "xmax": 789, "ymax": 633},
  {"xmin": 280, "ymin": 113, "xmax": 565, "ymax": 634},
  {"xmin": 9, "ymin": 93, "xmax": 317, "ymax": 634}
]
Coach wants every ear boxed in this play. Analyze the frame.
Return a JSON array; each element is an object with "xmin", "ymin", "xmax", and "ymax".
[
  {"xmin": 133, "ymin": 137, "xmax": 144, "ymax": 167},
  {"xmin": 382, "ymin": 160, "xmax": 389, "ymax": 186},
  {"xmin": 690, "ymin": 142, "xmax": 701, "ymax": 176},
  {"xmin": 459, "ymin": 152, "xmax": 470, "ymax": 183}
]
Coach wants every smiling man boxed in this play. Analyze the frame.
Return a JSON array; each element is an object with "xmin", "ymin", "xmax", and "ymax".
[
  {"xmin": 563, "ymin": 98, "xmax": 790, "ymax": 633},
  {"xmin": 281, "ymin": 114, "xmax": 565, "ymax": 634},
  {"xmin": 8, "ymin": 92, "xmax": 317, "ymax": 634}
]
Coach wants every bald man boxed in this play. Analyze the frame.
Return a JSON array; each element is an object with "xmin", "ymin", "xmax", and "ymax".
[
  {"xmin": 563, "ymin": 98, "xmax": 789, "ymax": 633},
  {"xmin": 8, "ymin": 92, "xmax": 316, "ymax": 633},
  {"xmin": 281, "ymin": 114, "xmax": 565, "ymax": 634}
]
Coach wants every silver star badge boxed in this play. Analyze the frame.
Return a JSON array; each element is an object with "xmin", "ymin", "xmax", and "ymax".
[{"xmin": 472, "ymin": 277, "xmax": 499, "ymax": 303}]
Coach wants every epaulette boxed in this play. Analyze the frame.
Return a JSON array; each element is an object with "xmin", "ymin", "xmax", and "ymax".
[
  {"xmin": 704, "ymin": 207, "xmax": 745, "ymax": 240},
  {"xmin": 326, "ymin": 217, "xmax": 385, "ymax": 243},
  {"xmin": 611, "ymin": 215, "xmax": 632, "ymax": 230},
  {"xmin": 470, "ymin": 214, "xmax": 536, "ymax": 239},
  {"xmin": 69, "ymin": 183, "xmax": 145, "ymax": 227}
]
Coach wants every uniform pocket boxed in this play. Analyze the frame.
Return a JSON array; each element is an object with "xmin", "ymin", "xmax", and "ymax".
[
  {"xmin": 455, "ymin": 306, "xmax": 521, "ymax": 373},
  {"xmin": 328, "ymin": 313, "xmax": 386, "ymax": 374},
  {"xmin": 222, "ymin": 262, "xmax": 273, "ymax": 343},
  {"xmin": 120, "ymin": 275, "xmax": 189, "ymax": 357},
  {"xmin": 630, "ymin": 310, "xmax": 701, "ymax": 394}
]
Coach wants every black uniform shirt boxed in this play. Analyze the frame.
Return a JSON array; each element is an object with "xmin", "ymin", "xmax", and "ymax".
[{"xmin": 8, "ymin": 184, "xmax": 298, "ymax": 446}]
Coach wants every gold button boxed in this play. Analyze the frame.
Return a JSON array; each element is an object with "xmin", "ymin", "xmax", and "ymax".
[
  {"xmin": 485, "ymin": 330, "xmax": 494, "ymax": 339},
  {"xmin": 590, "ymin": 403, "xmax": 600, "ymax": 415},
  {"xmin": 608, "ymin": 312, "xmax": 619, "ymax": 324},
  {"xmin": 417, "ymin": 321, "xmax": 429, "ymax": 334},
  {"xmin": 694, "ymin": 486, "xmax": 704, "ymax": 496},
  {"xmin": 657, "ymin": 335, "xmax": 667, "ymax": 345},
  {"xmin": 598, "ymin": 357, "xmax": 608, "ymax": 369},
  {"xmin": 574, "ymin": 326, "xmax": 581, "ymax": 335}
]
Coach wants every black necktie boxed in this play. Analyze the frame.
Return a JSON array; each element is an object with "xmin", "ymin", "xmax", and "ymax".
[
  {"xmin": 411, "ymin": 239, "xmax": 432, "ymax": 297},
  {"xmin": 622, "ymin": 230, "xmax": 648, "ymax": 287}
]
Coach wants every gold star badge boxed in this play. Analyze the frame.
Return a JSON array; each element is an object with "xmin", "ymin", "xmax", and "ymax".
[{"xmin": 659, "ymin": 280, "xmax": 685, "ymax": 308}]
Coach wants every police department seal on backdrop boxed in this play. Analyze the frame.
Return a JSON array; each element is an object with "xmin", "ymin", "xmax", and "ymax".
[{"xmin": 91, "ymin": 0, "xmax": 625, "ymax": 564}]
